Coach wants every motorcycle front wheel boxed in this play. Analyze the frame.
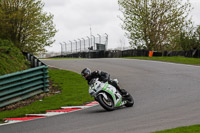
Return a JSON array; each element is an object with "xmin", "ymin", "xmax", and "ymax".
[{"xmin": 97, "ymin": 93, "xmax": 114, "ymax": 111}]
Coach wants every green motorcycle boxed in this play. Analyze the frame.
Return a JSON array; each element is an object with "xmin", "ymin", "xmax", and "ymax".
[{"xmin": 89, "ymin": 78, "xmax": 134, "ymax": 111}]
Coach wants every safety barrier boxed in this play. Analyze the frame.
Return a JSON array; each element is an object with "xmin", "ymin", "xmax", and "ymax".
[
  {"xmin": 55, "ymin": 49, "xmax": 149, "ymax": 58},
  {"xmin": 0, "ymin": 65, "xmax": 49, "ymax": 108},
  {"xmin": 54, "ymin": 49, "xmax": 200, "ymax": 58},
  {"xmin": 23, "ymin": 52, "xmax": 46, "ymax": 67}
]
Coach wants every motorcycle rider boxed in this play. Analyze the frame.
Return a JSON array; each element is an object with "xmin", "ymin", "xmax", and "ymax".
[{"xmin": 81, "ymin": 68, "xmax": 128, "ymax": 97}]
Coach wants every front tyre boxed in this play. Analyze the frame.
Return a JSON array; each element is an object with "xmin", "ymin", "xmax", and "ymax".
[{"xmin": 97, "ymin": 93, "xmax": 114, "ymax": 111}]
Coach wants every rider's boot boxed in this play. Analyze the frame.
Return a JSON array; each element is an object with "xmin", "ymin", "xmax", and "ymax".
[
  {"xmin": 114, "ymin": 83, "xmax": 129, "ymax": 97},
  {"xmin": 109, "ymin": 80, "xmax": 129, "ymax": 97},
  {"xmin": 120, "ymin": 89, "xmax": 129, "ymax": 97}
]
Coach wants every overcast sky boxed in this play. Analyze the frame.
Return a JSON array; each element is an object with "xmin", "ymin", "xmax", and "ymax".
[{"xmin": 42, "ymin": 0, "xmax": 200, "ymax": 53}]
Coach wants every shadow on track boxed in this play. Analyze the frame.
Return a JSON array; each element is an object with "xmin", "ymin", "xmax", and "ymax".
[{"xmin": 86, "ymin": 106, "xmax": 133, "ymax": 114}]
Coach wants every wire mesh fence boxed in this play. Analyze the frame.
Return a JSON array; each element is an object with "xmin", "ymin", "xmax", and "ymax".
[{"xmin": 60, "ymin": 34, "xmax": 108, "ymax": 55}]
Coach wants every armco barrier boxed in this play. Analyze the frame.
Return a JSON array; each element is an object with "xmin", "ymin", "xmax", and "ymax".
[
  {"xmin": 23, "ymin": 52, "xmax": 46, "ymax": 67},
  {"xmin": 0, "ymin": 65, "xmax": 49, "ymax": 108}
]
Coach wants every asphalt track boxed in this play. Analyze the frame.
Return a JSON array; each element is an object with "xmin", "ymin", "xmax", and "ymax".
[{"xmin": 1, "ymin": 58, "xmax": 200, "ymax": 133}]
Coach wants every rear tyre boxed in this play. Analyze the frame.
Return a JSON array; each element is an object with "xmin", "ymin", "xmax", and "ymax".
[
  {"xmin": 125, "ymin": 94, "xmax": 134, "ymax": 107},
  {"xmin": 97, "ymin": 93, "xmax": 114, "ymax": 111}
]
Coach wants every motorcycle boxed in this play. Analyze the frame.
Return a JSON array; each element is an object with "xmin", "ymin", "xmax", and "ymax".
[{"xmin": 89, "ymin": 78, "xmax": 134, "ymax": 111}]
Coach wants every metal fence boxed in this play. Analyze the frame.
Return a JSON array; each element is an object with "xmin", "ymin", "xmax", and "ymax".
[
  {"xmin": 0, "ymin": 65, "xmax": 49, "ymax": 108},
  {"xmin": 0, "ymin": 53, "xmax": 49, "ymax": 108},
  {"xmin": 59, "ymin": 33, "xmax": 108, "ymax": 55},
  {"xmin": 23, "ymin": 52, "xmax": 46, "ymax": 67}
]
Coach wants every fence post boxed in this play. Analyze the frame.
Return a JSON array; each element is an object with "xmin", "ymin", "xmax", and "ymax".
[
  {"xmin": 105, "ymin": 33, "xmax": 108, "ymax": 51},
  {"xmin": 42, "ymin": 66, "xmax": 49, "ymax": 92},
  {"xmin": 97, "ymin": 34, "xmax": 101, "ymax": 44},
  {"xmin": 78, "ymin": 39, "xmax": 82, "ymax": 52},
  {"xmin": 74, "ymin": 40, "xmax": 77, "ymax": 53},
  {"xmin": 91, "ymin": 35, "xmax": 95, "ymax": 50},
  {"xmin": 69, "ymin": 41, "xmax": 73, "ymax": 54},
  {"xmin": 82, "ymin": 38, "xmax": 85, "ymax": 51}
]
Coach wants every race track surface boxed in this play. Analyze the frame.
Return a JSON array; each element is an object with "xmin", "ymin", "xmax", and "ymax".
[{"xmin": 1, "ymin": 58, "xmax": 200, "ymax": 133}]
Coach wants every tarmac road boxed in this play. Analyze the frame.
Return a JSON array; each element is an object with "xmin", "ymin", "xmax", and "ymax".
[{"xmin": 1, "ymin": 58, "xmax": 200, "ymax": 133}]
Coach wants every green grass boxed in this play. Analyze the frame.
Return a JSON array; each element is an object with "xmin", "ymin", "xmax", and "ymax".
[
  {"xmin": 0, "ymin": 68, "xmax": 93, "ymax": 123},
  {"xmin": 0, "ymin": 39, "xmax": 30, "ymax": 76},
  {"xmin": 153, "ymin": 125, "xmax": 200, "ymax": 133},
  {"xmin": 123, "ymin": 56, "xmax": 200, "ymax": 66}
]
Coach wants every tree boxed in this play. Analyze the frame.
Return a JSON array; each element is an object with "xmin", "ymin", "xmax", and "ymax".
[
  {"xmin": 176, "ymin": 26, "xmax": 200, "ymax": 51},
  {"xmin": 195, "ymin": 26, "xmax": 200, "ymax": 50},
  {"xmin": 0, "ymin": 0, "xmax": 57, "ymax": 53},
  {"xmin": 118, "ymin": 0, "xmax": 193, "ymax": 52}
]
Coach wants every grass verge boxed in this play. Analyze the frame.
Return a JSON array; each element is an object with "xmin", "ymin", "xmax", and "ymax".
[
  {"xmin": 0, "ymin": 68, "xmax": 93, "ymax": 123},
  {"xmin": 0, "ymin": 39, "xmax": 30, "ymax": 76},
  {"xmin": 153, "ymin": 125, "xmax": 200, "ymax": 133},
  {"xmin": 123, "ymin": 56, "xmax": 200, "ymax": 66}
]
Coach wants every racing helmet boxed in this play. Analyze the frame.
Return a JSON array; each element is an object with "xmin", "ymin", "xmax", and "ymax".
[{"xmin": 81, "ymin": 68, "xmax": 91, "ymax": 79}]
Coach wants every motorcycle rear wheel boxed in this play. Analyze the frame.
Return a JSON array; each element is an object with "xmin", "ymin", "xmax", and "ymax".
[
  {"xmin": 121, "ymin": 89, "xmax": 134, "ymax": 107},
  {"xmin": 97, "ymin": 93, "xmax": 114, "ymax": 111}
]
